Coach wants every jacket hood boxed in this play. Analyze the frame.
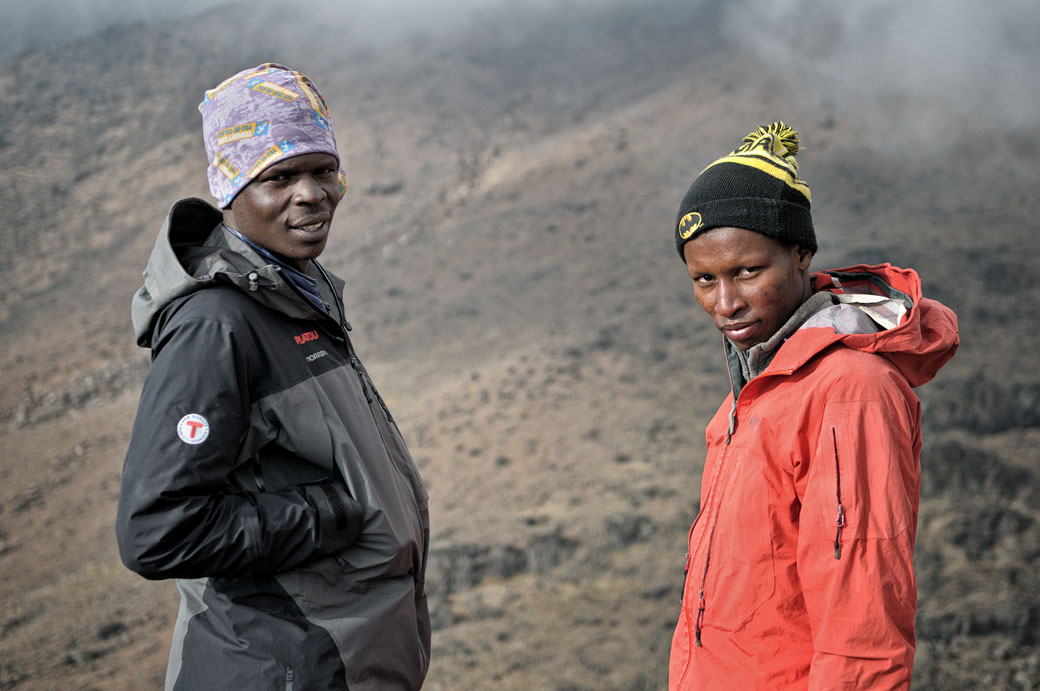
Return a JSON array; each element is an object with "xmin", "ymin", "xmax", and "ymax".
[
  {"xmin": 131, "ymin": 197, "xmax": 343, "ymax": 348},
  {"xmin": 766, "ymin": 262, "xmax": 959, "ymax": 388}
]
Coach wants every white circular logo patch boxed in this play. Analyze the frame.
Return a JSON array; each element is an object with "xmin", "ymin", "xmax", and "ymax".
[{"xmin": 177, "ymin": 413, "xmax": 210, "ymax": 444}]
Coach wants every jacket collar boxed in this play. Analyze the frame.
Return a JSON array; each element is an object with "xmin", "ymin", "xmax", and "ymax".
[
  {"xmin": 721, "ymin": 263, "xmax": 958, "ymax": 395},
  {"xmin": 132, "ymin": 198, "xmax": 344, "ymax": 347},
  {"xmin": 726, "ymin": 291, "xmax": 835, "ymax": 397}
]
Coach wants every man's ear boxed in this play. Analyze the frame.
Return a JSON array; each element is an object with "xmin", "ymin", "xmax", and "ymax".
[{"xmin": 795, "ymin": 245, "xmax": 813, "ymax": 270}]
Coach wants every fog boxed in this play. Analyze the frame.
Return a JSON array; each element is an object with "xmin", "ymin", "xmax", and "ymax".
[
  {"xmin": 3, "ymin": 0, "xmax": 1036, "ymax": 144},
  {"xmin": 0, "ymin": 0, "xmax": 234, "ymax": 60},
  {"xmin": 726, "ymin": 0, "xmax": 1040, "ymax": 134}
]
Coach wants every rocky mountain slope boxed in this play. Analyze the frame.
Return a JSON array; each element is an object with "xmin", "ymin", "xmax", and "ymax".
[{"xmin": 1, "ymin": 1, "xmax": 1038, "ymax": 689}]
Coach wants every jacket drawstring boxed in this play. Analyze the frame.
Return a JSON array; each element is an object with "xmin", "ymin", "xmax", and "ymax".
[
  {"xmin": 832, "ymin": 427, "xmax": 845, "ymax": 559},
  {"xmin": 724, "ymin": 341, "xmax": 739, "ymax": 444},
  {"xmin": 726, "ymin": 400, "xmax": 737, "ymax": 445}
]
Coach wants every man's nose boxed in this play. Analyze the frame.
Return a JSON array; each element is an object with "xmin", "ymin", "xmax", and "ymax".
[
  {"xmin": 291, "ymin": 175, "xmax": 325, "ymax": 204},
  {"xmin": 715, "ymin": 279, "xmax": 747, "ymax": 317}
]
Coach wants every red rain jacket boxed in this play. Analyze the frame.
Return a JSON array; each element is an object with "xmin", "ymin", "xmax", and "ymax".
[{"xmin": 669, "ymin": 264, "xmax": 959, "ymax": 690}]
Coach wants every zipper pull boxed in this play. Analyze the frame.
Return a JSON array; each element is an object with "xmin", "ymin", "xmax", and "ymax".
[
  {"xmin": 680, "ymin": 552, "xmax": 690, "ymax": 604},
  {"xmin": 247, "ymin": 271, "xmax": 259, "ymax": 292},
  {"xmin": 834, "ymin": 504, "xmax": 846, "ymax": 559},
  {"xmin": 695, "ymin": 589, "xmax": 706, "ymax": 647},
  {"xmin": 832, "ymin": 428, "xmax": 845, "ymax": 560},
  {"xmin": 350, "ymin": 356, "xmax": 373, "ymax": 403}
]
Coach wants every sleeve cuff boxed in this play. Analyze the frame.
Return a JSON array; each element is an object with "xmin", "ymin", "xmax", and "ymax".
[{"xmin": 303, "ymin": 480, "xmax": 364, "ymax": 550}]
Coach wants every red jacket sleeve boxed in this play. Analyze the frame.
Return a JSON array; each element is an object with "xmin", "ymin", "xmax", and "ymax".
[{"xmin": 796, "ymin": 366, "xmax": 921, "ymax": 690}]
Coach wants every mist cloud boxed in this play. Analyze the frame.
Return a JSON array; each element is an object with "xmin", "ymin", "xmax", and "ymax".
[
  {"xmin": 0, "ymin": 0, "xmax": 234, "ymax": 61},
  {"xmin": 6, "ymin": 0, "xmax": 1037, "ymax": 143},
  {"xmin": 722, "ymin": 0, "xmax": 1040, "ymax": 135}
]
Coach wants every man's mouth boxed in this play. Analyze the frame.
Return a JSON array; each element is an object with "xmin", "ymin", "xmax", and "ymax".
[
  {"xmin": 290, "ymin": 216, "xmax": 330, "ymax": 234},
  {"xmin": 721, "ymin": 321, "xmax": 759, "ymax": 341}
]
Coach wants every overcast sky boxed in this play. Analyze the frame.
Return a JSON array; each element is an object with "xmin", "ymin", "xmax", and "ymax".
[
  {"xmin": 728, "ymin": 0, "xmax": 1040, "ymax": 134},
  {"xmin": 3, "ymin": 0, "xmax": 1037, "ymax": 137},
  {"xmin": 0, "ymin": 0, "xmax": 234, "ymax": 60}
]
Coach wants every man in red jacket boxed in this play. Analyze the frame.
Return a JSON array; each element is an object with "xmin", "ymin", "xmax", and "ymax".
[{"xmin": 668, "ymin": 122, "xmax": 958, "ymax": 690}]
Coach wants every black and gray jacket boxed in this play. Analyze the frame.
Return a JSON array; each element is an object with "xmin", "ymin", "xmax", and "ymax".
[{"xmin": 116, "ymin": 198, "xmax": 430, "ymax": 690}]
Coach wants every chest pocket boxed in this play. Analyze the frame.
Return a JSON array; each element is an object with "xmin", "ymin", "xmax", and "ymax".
[
  {"xmin": 811, "ymin": 404, "xmax": 913, "ymax": 543},
  {"xmin": 702, "ymin": 444, "xmax": 777, "ymax": 631},
  {"xmin": 236, "ymin": 379, "xmax": 338, "ymax": 491}
]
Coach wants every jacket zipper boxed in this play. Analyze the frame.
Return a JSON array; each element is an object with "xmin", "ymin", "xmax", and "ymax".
[
  {"xmin": 694, "ymin": 508, "xmax": 722, "ymax": 647},
  {"xmin": 677, "ymin": 479, "xmax": 724, "ymax": 685},
  {"xmin": 687, "ymin": 356, "xmax": 782, "ymax": 653},
  {"xmin": 831, "ymin": 427, "xmax": 846, "ymax": 560},
  {"xmin": 687, "ymin": 356, "xmax": 740, "ymax": 654},
  {"xmin": 312, "ymin": 262, "xmax": 378, "ymax": 408},
  {"xmin": 311, "ymin": 262, "xmax": 389, "ymax": 419},
  {"xmin": 702, "ymin": 345, "xmax": 741, "ymax": 643},
  {"xmin": 314, "ymin": 261, "xmax": 427, "ymax": 586},
  {"xmin": 681, "ymin": 443, "xmax": 732, "ymax": 661}
]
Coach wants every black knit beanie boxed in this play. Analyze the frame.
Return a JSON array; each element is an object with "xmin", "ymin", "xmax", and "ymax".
[{"xmin": 675, "ymin": 121, "xmax": 816, "ymax": 261}]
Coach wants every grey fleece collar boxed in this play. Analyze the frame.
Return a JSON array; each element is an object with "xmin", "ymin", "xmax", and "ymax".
[{"xmin": 727, "ymin": 291, "xmax": 836, "ymax": 395}]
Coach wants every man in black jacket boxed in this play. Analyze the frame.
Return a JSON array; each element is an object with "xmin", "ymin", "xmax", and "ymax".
[{"xmin": 117, "ymin": 63, "xmax": 430, "ymax": 691}]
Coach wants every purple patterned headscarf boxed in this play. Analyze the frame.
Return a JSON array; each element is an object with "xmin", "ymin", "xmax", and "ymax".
[{"xmin": 198, "ymin": 63, "xmax": 348, "ymax": 208}]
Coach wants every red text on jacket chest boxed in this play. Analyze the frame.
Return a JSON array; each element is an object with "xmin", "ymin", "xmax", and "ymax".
[{"xmin": 294, "ymin": 330, "xmax": 320, "ymax": 345}]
